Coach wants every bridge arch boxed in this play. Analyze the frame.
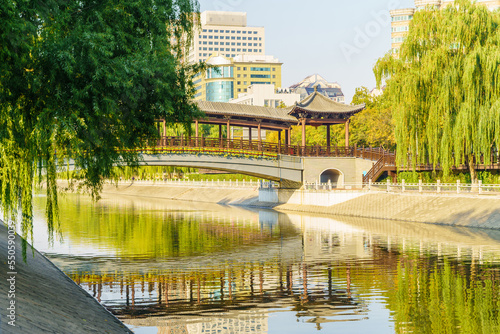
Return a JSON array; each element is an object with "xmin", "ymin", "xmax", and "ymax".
[{"xmin": 319, "ymin": 168, "xmax": 344, "ymax": 188}]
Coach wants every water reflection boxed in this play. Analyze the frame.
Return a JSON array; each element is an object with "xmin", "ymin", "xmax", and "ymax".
[{"xmin": 33, "ymin": 194, "xmax": 500, "ymax": 333}]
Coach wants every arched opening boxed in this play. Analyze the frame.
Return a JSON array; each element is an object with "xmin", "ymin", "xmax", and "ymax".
[{"xmin": 320, "ymin": 169, "xmax": 343, "ymax": 188}]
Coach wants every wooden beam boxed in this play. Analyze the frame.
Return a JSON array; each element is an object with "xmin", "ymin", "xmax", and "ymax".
[
  {"xmin": 198, "ymin": 118, "xmax": 289, "ymax": 130},
  {"xmin": 307, "ymin": 119, "xmax": 348, "ymax": 126}
]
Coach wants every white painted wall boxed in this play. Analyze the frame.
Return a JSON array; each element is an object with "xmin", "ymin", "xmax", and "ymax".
[{"xmin": 259, "ymin": 188, "xmax": 368, "ymax": 206}]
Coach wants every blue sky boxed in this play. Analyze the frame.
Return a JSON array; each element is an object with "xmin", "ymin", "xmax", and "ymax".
[{"xmin": 199, "ymin": 0, "xmax": 414, "ymax": 103}]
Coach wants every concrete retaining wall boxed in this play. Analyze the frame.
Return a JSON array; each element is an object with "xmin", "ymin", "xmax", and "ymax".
[
  {"xmin": 259, "ymin": 188, "xmax": 367, "ymax": 206},
  {"xmin": 100, "ymin": 182, "xmax": 261, "ymax": 206},
  {"xmin": 275, "ymin": 192, "xmax": 500, "ymax": 229}
]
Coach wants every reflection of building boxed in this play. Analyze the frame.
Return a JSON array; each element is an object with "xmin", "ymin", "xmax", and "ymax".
[
  {"xmin": 187, "ymin": 11, "xmax": 265, "ymax": 64},
  {"xmin": 289, "ymin": 74, "xmax": 345, "ymax": 103},
  {"xmin": 194, "ymin": 54, "xmax": 282, "ymax": 102},
  {"xmin": 128, "ymin": 313, "xmax": 268, "ymax": 334},
  {"xmin": 390, "ymin": 1, "xmax": 500, "ymax": 56}
]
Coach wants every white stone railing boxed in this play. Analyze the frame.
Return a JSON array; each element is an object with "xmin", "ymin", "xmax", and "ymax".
[
  {"xmin": 301, "ymin": 179, "xmax": 500, "ymax": 195},
  {"xmin": 112, "ymin": 178, "xmax": 280, "ymax": 189}
]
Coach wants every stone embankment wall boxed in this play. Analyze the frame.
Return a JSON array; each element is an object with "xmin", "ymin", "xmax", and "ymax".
[{"xmin": 100, "ymin": 182, "xmax": 261, "ymax": 206}]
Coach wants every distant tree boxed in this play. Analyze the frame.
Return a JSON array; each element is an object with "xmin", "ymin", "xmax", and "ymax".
[
  {"xmin": 351, "ymin": 87, "xmax": 377, "ymax": 109},
  {"xmin": 0, "ymin": 0, "xmax": 204, "ymax": 251},
  {"xmin": 349, "ymin": 87, "xmax": 395, "ymax": 150},
  {"xmin": 374, "ymin": 0, "xmax": 500, "ymax": 181}
]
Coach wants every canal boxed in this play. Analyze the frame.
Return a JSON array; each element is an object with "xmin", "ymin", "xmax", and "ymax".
[{"xmin": 32, "ymin": 193, "xmax": 500, "ymax": 333}]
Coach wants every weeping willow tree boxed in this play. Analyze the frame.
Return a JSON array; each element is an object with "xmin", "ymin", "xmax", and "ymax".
[
  {"xmin": 374, "ymin": 0, "xmax": 500, "ymax": 182},
  {"xmin": 0, "ymin": 0, "xmax": 205, "ymax": 254}
]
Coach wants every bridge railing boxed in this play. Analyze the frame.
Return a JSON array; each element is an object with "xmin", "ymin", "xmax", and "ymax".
[{"xmin": 153, "ymin": 136, "xmax": 394, "ymax": 160}]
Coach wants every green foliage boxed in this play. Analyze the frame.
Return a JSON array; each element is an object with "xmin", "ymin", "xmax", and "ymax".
[
  {"xmin": 393, "ymin": 258, "xmax": 500, "ymax": 334},
  {"xmin": 375, "ymin": 0, "xmax": 500, "ymax": 180},
  {"xmin": 349, "ymin": 87, "xmax": 396, "ymax": 150},
  {"xmin": 0, "ymin": 0, "xmax": 204, "ymax": 251},
  {"xmin": 394, "ymin": 171, "xmax": 500, "ymax": 184}
]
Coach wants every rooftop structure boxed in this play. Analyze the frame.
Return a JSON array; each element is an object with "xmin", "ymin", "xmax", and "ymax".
[{"xmin": 289, "ymin": 74, "xmax": 345, "ymax": 103}]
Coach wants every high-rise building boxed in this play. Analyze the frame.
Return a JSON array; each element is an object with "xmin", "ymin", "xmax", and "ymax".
[
  {"xmin": 390, "ymin": 1, "xmax": 500, "ymax": 55},
  {"xmin": 389, "ymin": 8, "xmax": 414, "ymax": 56},
  {"xmin": 194, "ymin": 54, "xmax": 282, "ymax": 102},
  {"xmin": 187, "ymin": 11, "xmax": 265, "ymax": 64}
]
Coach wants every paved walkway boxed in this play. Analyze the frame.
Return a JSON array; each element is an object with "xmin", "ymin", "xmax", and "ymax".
[{"xmin": 0, "ymin": 222, "xmax": 133, "ymax": 334}]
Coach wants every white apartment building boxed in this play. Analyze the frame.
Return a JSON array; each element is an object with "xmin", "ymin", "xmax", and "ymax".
[
  {"xmin": 229, "ymin": 84, "xmax": 300, "ymax": 108},
  {"xmin": 187, "ymin": 11, "xmax": 265, "ymax": 64},
  {"xmin": 391, "ymin": 0, "xmax": 500, "ymax": 55}
]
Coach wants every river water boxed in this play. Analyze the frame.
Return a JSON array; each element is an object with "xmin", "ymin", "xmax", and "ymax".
[{"xmin": 31, "ymin": 193, "xmax": 500, "ymax": 334}]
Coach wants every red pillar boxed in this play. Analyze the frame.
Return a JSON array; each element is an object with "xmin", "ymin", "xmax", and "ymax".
[
  {"xmin": 278, "ymin": 130, "xmax": 282, "ymax": 153},
  {"xmin": 219, "ymin": 124, "xmax": 222, "ymax": 148},
  {"xmin": 345, "ymin": 119, "xmax": 350, "ymax": 147},
  {"xmin": 301, "ymin": 119, "xmax": 306, "ymax": 148},
  {"xmin": 195, "ymin": 120, "xmax": 199, "ymax": 147},
  {"xmin": 326, "ymin": 124, "xmax": 331, "ymax": 148},
  {"xmin": 258, "ymin": 122, "xmax": 262, "ymax": 151},
  {"xmin": 226, "ymin": 119, "xmax": 231, "ymax": 148}
]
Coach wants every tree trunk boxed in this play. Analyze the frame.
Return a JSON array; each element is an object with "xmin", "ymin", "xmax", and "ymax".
[{"xmin": 468, "ymin": 154, "xmax": 478, "ymax": 184}]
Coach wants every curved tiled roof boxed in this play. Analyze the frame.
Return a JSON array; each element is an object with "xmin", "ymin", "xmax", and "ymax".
[
  {"xmin": 197, "ymin": 101, "xmax": 296, "ymax": 123},
  {"xmin": 290, "ymin": 91, "xmax": 365, "ymax": 115}
]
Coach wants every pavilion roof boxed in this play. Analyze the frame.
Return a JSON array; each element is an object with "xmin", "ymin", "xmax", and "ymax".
[
  {"xmin": 289, "ymin": 90, "xmax": 365, "ymax": 118},
  {"xmin": 197, "ymin": 101, "xmax": 296, "ymax": 123}
]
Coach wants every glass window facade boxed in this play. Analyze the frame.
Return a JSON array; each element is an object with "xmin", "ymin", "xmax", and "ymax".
[
  {"xmin": 206, "ymin": 81, "xmax": 234, "ymax": 102},
  {"xmin": 206, "ymin": 66, "xmax": 233, "ymax": 79},
  {"xmin": 251, "ymin": 74, "xmax": 270, "ymax": 78}
]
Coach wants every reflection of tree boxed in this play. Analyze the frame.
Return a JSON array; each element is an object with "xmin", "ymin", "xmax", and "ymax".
[
  {"xmin": 39, "ymin": 195, "xmax": 299, "ymax": 258},
  {"xmin": 390, "ymin": 256, "xmax": 500, "ymax": 334}
]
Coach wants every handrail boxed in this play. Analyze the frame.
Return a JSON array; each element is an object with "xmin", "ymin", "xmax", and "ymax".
[{"xmin": 151, "ymin": 136, "xmax": 394, "ymax": 160}]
